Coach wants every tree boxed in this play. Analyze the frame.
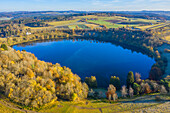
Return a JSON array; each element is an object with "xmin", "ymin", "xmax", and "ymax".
[
  {"xmin": 85, "ymin": 76, "xmax": 97, "ymax": 88},
  {"xmin": 88, "ymin": 89, "xmax": 95, "ymax": 97},
  {"xmin": 121, "ymin": 85, "xmax": 128, "ymax": 98},
  {"xmin": 160, "ymin": 85, "xmax": 167, "ymax": 94},
  {"xmin": 106, "ymin": 84, "xmax": 118, "ymax": 101},
  {"xmin": 144, "ymin": 83, "xmax": 152, "ymax": 94},
  {"xmin": 135, "ymin": 72, "xmax": 141, "ymax": 83},
  {"xmin": 129, "ymin": 87, "xmax": 134, "ymax": 97},
  {"xmin": 126, "ymin": 71, "xmax": 134, "ymax": 88},
  {"xmin": 0, "ymin": 46, "xmax": 89, "ymax": 108},
  {"xmin": 1, "ymin": 44, "xmax": 8, "ymax": 50},
  {"xmin": 150, "ymin": 82, "xmax": 159, "ymax": 92},
  {"xmin": 149, "ymin": 67, "xmax": 162, "ymax": 81},
  {"xmin": 140, "ymin": 82, "xmax": 145, "ymax": 94},
  {"xmin": 110, "ymin": 76, "xmax": 121, "ymax": 90},
  {"xmin": 72, "ymin": 28, "xmax": 75, "ymax": 35},
  {"xmin": 133, "ymin": 83, "xmax": 141, "ymax": 95}
]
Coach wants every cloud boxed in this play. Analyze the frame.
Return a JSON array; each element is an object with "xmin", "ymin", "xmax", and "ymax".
[{"xmin": 0, "ymin": 0, "xmax": 169, "ymax": 11}]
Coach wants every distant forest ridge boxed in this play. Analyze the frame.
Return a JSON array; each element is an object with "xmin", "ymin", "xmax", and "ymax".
[{"xmin": 0, "ymin": 11, "xmax": 169, "ymax": 20}]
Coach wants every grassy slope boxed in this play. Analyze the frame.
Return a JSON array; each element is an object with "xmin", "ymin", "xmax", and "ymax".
[
  {"xmin": 38, "ymin": 94, "xmax": 170, "ymax": 113},
  {"xmin": 0, "ymin": 102, "xmax": 23, "ymax": 113},
  {"xmin": 0, "ymin": 91, "xmax": 169, "ymax": 113},
  {"xmin": 165, "ymin": 36, "xmax": 170, "ymax": 41},
  {"xmin": 0, "ymin": 95, "xmax": 24, "ymax": 113}
]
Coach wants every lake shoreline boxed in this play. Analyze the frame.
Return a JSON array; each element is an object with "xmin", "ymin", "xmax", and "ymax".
[{"xmin": 8, "ymin": 29, "xmax": 168, "ymax": 81}]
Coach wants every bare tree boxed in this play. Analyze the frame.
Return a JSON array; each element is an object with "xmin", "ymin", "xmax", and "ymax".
[
  {"xmin": 160, "ymin": 85, "xmax": 167, "ymax": 94},
  {"xmin": 129, "ymin": 87, "xmax": 134, "ymax": 97},
  {"xmin": 121, "ymin": 85, "xmax": 128, "ymax": 98},
  {"xmin": 150, "ymin": 82, "xmax": 159, "ymax": 92},
  {"xmin": 140, "ymin": 82, "xmax": 145, "ymax": 94},
  {"xmin": 135, "ymin": 72, "xmax": 141, "ymax": 83},
  {"xmin": 88, "ymin": 89, "xmax": 94, "ymax": 97}
]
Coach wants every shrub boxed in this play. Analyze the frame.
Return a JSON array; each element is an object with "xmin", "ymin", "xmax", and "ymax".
[{"xmin": 133, "ymin": 83, "xmax": 141, "ymax": 95}]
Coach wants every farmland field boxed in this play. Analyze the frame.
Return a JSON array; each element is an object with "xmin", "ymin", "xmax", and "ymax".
[{"xmin": 24, "ymin": 15, "xmax": 169, "ymax": 31}]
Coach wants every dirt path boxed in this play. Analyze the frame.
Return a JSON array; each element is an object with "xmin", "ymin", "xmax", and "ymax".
[{"xmin": 74, "ymin": 103, "xmax": 121, "ymax": 113}]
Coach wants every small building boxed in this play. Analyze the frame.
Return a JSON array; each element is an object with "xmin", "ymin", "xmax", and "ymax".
[{"xmin": 26, "ymin": 32, "xmax": 31, "ymax": 35}]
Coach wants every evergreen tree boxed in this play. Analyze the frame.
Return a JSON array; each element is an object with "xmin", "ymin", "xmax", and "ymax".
[
  {"xmin": 110, "ymin": 76, "xmax": 121, "ymax": 90},
  {"xmin": 126, "ymin": 71, "xmax": 134, "ymax": 88},
  {"xmin": 85, "ymin": 76, "xmax": 97, "ymax": 88}
]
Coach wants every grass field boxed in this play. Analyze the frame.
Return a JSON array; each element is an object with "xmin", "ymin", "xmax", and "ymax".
[{"xmin": 46, "ymin": 19, "xmax": 80, "ymax": 26}]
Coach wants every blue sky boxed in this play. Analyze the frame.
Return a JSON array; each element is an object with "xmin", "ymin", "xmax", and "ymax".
[{"xmin": 0, "ymin": 0, "xmax": 169, "ymax": 12}]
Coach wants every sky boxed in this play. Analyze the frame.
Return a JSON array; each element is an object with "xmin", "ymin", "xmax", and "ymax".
[{"xmin": 0, "ymin": 0, "xmax": 169, "ymax": 12}]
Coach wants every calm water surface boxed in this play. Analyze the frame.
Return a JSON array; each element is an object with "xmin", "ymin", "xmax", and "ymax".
[{"xmin": 13, "ymin": 40, "xmax": 155, "ymax": 87}]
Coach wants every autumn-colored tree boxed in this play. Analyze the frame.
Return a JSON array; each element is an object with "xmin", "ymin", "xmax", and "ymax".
[
  {"xmin": 0, "ymin": 46, "xmax": 89, "ymax": 108},
  {"xmin": 72, "ymin": 28, "xmax": 75, "ymax": 35},
  {"xmin": 149, "ymin": 67, "xmax": 162, "ymax": 81},
  {"xmin": 144, "ymin": 83, "xmax": 152, "ymax": 94},
  {"xmin": 106, "ymin": 85, "xmax": 118, "ymax": 101}
]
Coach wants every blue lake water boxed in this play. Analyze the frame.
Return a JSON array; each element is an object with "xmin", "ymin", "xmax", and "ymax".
[{"xmin": 13, "ymin": 39, "xmax": 155, "ymax": 87}]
